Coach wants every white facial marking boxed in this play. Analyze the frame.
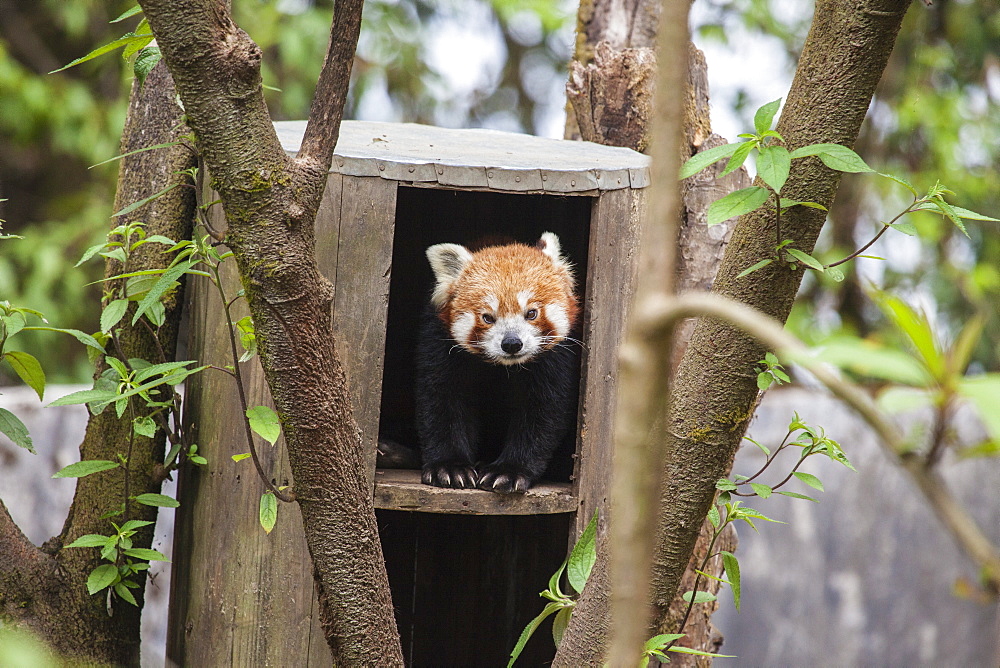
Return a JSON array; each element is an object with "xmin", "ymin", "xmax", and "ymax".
[
  {"xmin": 516, "ymin": 290, "xmax": 532, "ymax": 311},
  {"xmin": 480, "ymin": 315, "xmax": 542, "ymax": 365},
  {"xmin": 545, "ymin": 304, "xmax": 570, "ymax": 339},
  {"xmin": 484, "ymin": 294, "xmax": 499, "ymax": 311},
  {"xmin": 450, "ymin": 311, "xmax": 476, "ymax": 347}
]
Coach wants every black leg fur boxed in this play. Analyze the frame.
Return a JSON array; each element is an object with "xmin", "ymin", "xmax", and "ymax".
[{"xmin": 415, "ymin": 305, "xmax": 579, "ymax": 492}]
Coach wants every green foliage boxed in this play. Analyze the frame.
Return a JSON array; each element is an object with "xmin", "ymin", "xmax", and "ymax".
[
  {"xmin": 259, "ymin": 492, "xmax": 278, "ymax": 534},
  {"xmin": 680, "ymin": 99, "xmax": 997, "ymax": 285},
  {"xmin": 66, "ymin": 519, "xmax": 166, "ymax": 606},
  {"xmin": 247, "ymin": 405, "xmax": 281, "ymax": 446},
  {"xmin": 755, "ymin": 352, "xmax": 790, "ymax": 391}
]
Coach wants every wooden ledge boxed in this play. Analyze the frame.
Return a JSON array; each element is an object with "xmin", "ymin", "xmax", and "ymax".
[{"xmin": 373, "ymin": 469, "xmax": 577, "ymax": 515}]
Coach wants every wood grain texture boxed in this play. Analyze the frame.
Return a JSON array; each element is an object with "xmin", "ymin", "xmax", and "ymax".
[
  {"xmin": 374, "ymin": 469, "xmax": 575, "ymax": 515},
  {"xmin": 572, "ymin": 187, "xmax": 643, "ymax": 541},
  {"xmin": 332, "ymin": 176, "xmax": 397, "ymax": 484},
  {"xmin": 168, "ymin": 255, "xmax": 332, "ymax": 667}
]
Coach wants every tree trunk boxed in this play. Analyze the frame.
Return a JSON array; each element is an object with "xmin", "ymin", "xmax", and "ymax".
[
  {"xmin": 135, "ymin": 1, "xmax": 403, "ymax": 662},
  {"xmin": 0, "ymin": 61, "xmax": 195, "ymax": 665},
  {"xmin": 649, "ymin": 0, "xmax": 910, "ymax": 633},
  {"xmin": 558, "ymin": 8, "xmax": 742, "ymax": 667}
]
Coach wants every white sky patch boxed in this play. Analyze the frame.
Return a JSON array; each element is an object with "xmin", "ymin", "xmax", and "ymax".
[{"xmin": 425, "ymin": 5, "xmax": 505, "ymax": 99}]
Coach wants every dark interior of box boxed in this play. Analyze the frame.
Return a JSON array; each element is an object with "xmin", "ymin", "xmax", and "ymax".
[
  {"xmin": 376, "ymin": 186, "xmax": 593, "ymax": 483},
  {"xmin": 374, "ymin": 186, "xmax": 593, "ymax": 666}
]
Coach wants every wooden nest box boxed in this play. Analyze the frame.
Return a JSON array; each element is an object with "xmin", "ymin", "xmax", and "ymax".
[{"xmin": 170, "ymin": 121, "xmax": 649, "ymax": 666}]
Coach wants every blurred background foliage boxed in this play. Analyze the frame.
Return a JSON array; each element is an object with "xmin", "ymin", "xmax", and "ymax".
[{"xmin": 0, "ymin": 0, "xmax": 997, "ymax": 384}]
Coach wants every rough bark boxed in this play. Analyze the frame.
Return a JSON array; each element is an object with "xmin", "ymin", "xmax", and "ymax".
[
  {"xmin": 649, "ymin": 0, "xmax": 910, "ymax": 631},
  {"xmin": 566, "ymin": 0, "xmax": 660, "ymax": 140},
  {"xmin": 0, "ymin": 61, "xmax": 195, "ymax": 664},
  {"xmin": 558, "ymin": 20, "xmax": 743, "ymax": 668},
  {"xmin": 135, "ymin": 0, "xmax": 403, "ymax": 663}
]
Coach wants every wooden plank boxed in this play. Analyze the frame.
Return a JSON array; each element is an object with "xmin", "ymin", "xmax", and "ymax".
[
  {"xmin": 571, "ymin": 187, "xmax": 644, "ymax": 541},
  {"xmin": 333, "ymin": 176, "xmax": 397, "ymax": 486},
  {"xmin": 273, "ymin": 119, "xmax": 651, "ymax": 193},
  {"xmin": 168, "ymin": 260, "xmax": 332, "ymax": 667},
  {"xmin": 374, "ymin": 470, "xmax": 576, "ymax": 515}
]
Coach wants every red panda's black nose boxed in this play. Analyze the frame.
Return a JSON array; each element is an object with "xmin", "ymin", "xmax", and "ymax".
[{"xmin": 501, "ymin": 335, "xmax": 523, "ymax": 354}]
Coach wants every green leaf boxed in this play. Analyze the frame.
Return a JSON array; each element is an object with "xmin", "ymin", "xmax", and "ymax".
[
  {"xmin": 0, "ymin": 408, "xmax": 34, "ymax": 453},
  {"xmin": 65, "ymin": 534, "xmax": 113, "ymax": 549},
  {"xmin": 792, "ymin": 471, "xmax": 824, "ymax": 492},
  {"xmin": 507, "ymin": 601, "xmax": 563, "ymax": 668},
  {"xmin": 48, "ymin": 387, "xmax": 119, "ymax": 408},
  {"xmin": 231, "ymin": 453, "xmax": 252, "ymax": 462},
  {"xmin": 721, "ymin": 551, "xmax": 741, "ymax": 611},
  {"xmin": 567, "ymin": 511, "xmax": 598, "ymax": 594},
  {"xmin": 131, "ymin": 259, "xmax": 195, "ymax": 326},
  {"xmin": 776, "ymin": 491, "xmax": 818, "ymax": 502},
  {"xmin": 813, "ymin": 336, "xmax": 932, "ymax": 386},
  {"xmin": 132, "ymin": 416, "xmax": 157, "ymax": 439},
  {"xmin": 23, "ymin": 327, "xmax": 105, "ymax": 353},
  {"xmin": 753, "ymin": 98, "xmax": 782, "ymax": 134},
  {"xmin": 959, "ymin": 441, "xmax": 1000, "ymax": 459},
  {"xmin": 876, "ymin": 171, "xmax": 918, "ymax": 196},
  {"xmin": 789, "ymin": 143, "xmax": 873, "ymax": 173},
  {"xmin": 716, "ymin": 478, "xmax": 737, "ymax": 492},
  {"xmin": 122, "ymin": 548, "xmax": 169, "ymax": 562},
  {"xmin": 667, "ymin": 646, "xmax": 736, "ymax": 658},
  {"xmin": 707, "ymin": 504, "xmax": 720, "ymax": 528},
  {"xmin": 826, "ymin": 267, "xmax": 845, "ymax": 282},
  {"xmin": 744, "ymin": 435, "xmax": 770, "ymax": 456},
  {"xmin": 101, "ymin": 299, "xmax": 129, "ymax": 334},
  {"xmin": 87, "ymin": 564, "xmax": 119, "ymax": 595},
  {"xmin": 681, "ymin": 590, "xmax": 717, "ymax": 604},
  {"xmin": 757, "ymin": 373, "xmax": 773, "ymax": 391},
  {"xmin": 707, "ymin": 186, "xmax": 770, "ymax": 226},
  {"xmin": 779, "ymin": 198, "xmax": 827, "ymax": 211},
  {"xmin": 551, "ymin": 606, "xmax": 572, "ymax": 647},
  {"xmin": 133, "ymin": 47, "xmax": 162, "ymax": 87},
  {"xmin": 720, "ymin": 140, "xmax": 757, "ymax": 178},
  {"xmin": 120, "ymin": 519, "xmax": 155, "ymax": 532},
  {"xmin": 260, "ymin": 492, "xmax": 278, "ymax": 534},
  {"xmin": 948, "ymin": 205, "xmax": 999, "ymax": 222},
  {"xmin": 52, "ymin": 460, "xmax": 119, "ymax": 479},
  {"xmin": 76, "ymin": 243, "xmax": 108, "ymax": 267},
  {"xmin": 111, "ymin": 5, "xmax": 144, "ymax": 22},
  {"xmin": 679, "ymin": 142, "xmax": 741, "ymax": 180},
  {"xmin": 784, "ymin": 248, "xmax": 824, "ymax": 271},
  {"xmin": 749, "ymin": 483, "xmax": 772, "ymax": 499},
  {"xmin": 113, "ymin": 581, "xmax": 138, "ymax": 606},
  {"xmin": 958, "ymin": 375, "xmax": 1000, "ymax": 442},
  {"xmin": 645, "ymin": 634, "xmax": 686, "ymax": 651},
  {"xmin": 872, "ymin": 292, "xmax": 944, "ymax": 380},
  {"xmin": 247, "ymin": 405, "xmax": 281, "ymax": 446},
  {"xmin": 133, "ymin": 493, "xmax": 179, "ymax": 508},
  {"xmin": 3, "ymin": 351, "xmax": 45, "ymax": 401},
  {"xmin": 50, "ymin": 33, "xmax": 154, "ymax": 74},
  {"xmin": 737, "ymin": 258, "xmax": 773, "ymax": 279},
  {"xmin": 757, "ymin": 145, "xmax": 791, "ymax": 192},
  {"xmin": 112, "ymin": 183, "xmax": 179, "ymax": 219}
]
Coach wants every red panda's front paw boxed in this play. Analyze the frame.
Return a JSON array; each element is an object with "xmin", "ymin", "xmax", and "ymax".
[
  {"xmin": 421, "ymin": 463, "xmax": 479, "ymax": 489},
  {"xmin": 477, "ymin": 464, "xmax": 535, "ymax": 493}
]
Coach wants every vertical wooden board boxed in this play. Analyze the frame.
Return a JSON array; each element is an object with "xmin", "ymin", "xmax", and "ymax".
[
  {"xmin": 314, "ymin": 173, "xmax": 344, "ymax": 291},
  {"xmin": 572, "ymin": 188, "xmax": 643, "ymax": 541},
  {"xmin": 333, "ymin": 176, "xmax": 397, "ymax": 484},
  {"xmin": 167, "ymin": 259, "xmax": 332, "ymax": 666}
]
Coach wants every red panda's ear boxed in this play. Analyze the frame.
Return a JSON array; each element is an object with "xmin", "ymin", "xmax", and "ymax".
[
  {"xmin": 426, "ymin": 243, "xmax": 473, "ymax": 308},
  {"xmin": 537, "ymin": 232, "xmax": 574, "ymax": 279}
]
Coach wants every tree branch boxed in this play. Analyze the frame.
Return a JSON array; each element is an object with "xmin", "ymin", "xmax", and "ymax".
[
  {"xmin": 297, "ymin": 0, "xmax": 364, "ymax": 168},
  {"xmin": 648, "ymin": 0, "xmax": 911, "ymax": 633},
  {"xmin": 138, "ymin": 1, "xmax": 403, "ymax": 661}
]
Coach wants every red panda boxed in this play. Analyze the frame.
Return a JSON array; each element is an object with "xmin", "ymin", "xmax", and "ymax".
[{"xmin": 415, "ymin": 233, "xmax": 580, "ymax": 493}]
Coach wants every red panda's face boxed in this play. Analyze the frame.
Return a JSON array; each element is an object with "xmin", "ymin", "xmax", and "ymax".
[{"xmin": 426, "ymin": 233, "xmax": 578, "ymax": 366}]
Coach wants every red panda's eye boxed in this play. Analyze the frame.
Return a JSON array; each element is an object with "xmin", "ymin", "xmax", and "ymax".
[
  {"xmin": 482, "ymin": 313, "xmax": 496, "ymax": 324},
  {"xmin": 525, "ymin": 309, "xmax": 538, "ymax": 320}
]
